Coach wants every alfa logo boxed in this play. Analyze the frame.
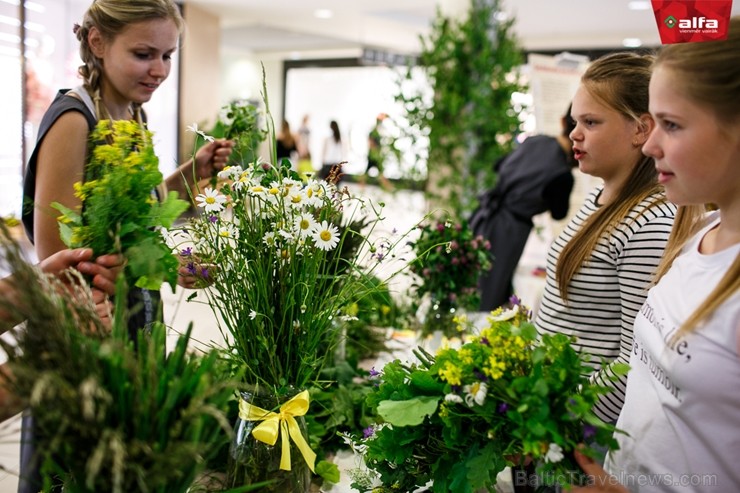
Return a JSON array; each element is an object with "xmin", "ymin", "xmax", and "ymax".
[{"xmin": 664, "ymin": 15, "xmax": 677, "ymax": 28}]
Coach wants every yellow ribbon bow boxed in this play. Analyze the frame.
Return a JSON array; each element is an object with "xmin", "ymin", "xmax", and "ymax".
[{"xmin": 238, "ymin": 389, "xmax": 316, "ymax": 472}]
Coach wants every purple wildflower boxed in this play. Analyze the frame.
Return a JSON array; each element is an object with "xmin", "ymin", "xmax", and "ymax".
[
  {"xmin": 363, "ymin": 426, "xmax": 375, "ymax": 439},
  {"xmin": 497, "ymin": 403, "xmax": 509, "ymax": 414},
  {"xmin": 509, "ymin": 294, "xmax": 521, "ymax": 306},
  {"xmin": 180, "ymin": 247, "xmax": 192, "ymax": 257},
  {"xmin": 583, "ymin": 424, "xmax": 597, "ymax": 441},
  {"xmin": 473, "ymin": 369, "xmax": 488, "ymax": 382},
  {"xmin": 200, "ymin": 267, "xmax": 209, "ymax": 280},
  {"xmin": 186, "ymin": 262, "xmax": 197, "ymax": 275},
  {"xmin": 480, "ymin": 337, "xmax": 490, "ymax": 346},
  {"xmin": 368, "ymin": 367, "xmax": 380, "ymax": 377},
  {"xmin": 451, "ymin": 385, "xmax": 461, "ymax": 393},
  {"xmin": 209, "ymin": 215, "xmax": 218, "ymax": 223}
]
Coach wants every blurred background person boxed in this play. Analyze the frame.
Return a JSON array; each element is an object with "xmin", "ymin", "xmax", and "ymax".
[
  {"xmin": 471, "ymin": 104, "xmax": 577, "ymax": 312},
  {"xmin": 320, "ymin": 119, "xmax": 345, "ymax": 181},
  {"xmin": 276, "ymin": 119, "xmax": 298, "ymax": 168}
]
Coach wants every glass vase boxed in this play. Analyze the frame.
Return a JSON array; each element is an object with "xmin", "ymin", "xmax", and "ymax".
[
  {"xmin": 225, "ymin": 387, "xmax": 311, "ymax": 493},
  {"xmin": 419, "ymin": 295, "xmax": 458, "ymax": 340}
]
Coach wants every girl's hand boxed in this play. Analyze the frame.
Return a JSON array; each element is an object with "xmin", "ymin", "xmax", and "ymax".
[
  {"xmin": 90, "ymin": 287, "xmax": 113, "ymax": 330},
  {"xmin": 38, "ymin": 248, "xmax": 94, "ymax": 276},
  {"xmin": 571, "ymin": 449, "xmax": 629, "ymax": 493},
  {"xmin": 177, "ymin": 258, "xmax": 217, "ymax": 289},
  {"xmin": 194, "ymin": 139, "xmax": 235, "ymax": 181},
  {"xmin": 77, "ymin": 253, "xmax": 124, "ymax": 296}
]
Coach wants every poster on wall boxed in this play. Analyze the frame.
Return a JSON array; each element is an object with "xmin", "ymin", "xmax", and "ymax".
[{"xmin": 527, "ymin": 53, "xmax": 589, "ymax": 136}]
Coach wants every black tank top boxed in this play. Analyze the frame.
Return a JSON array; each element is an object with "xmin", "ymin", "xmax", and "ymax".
[{"xmin": 22, "ymin": 89, "xmax": 162, "ymax": 338}]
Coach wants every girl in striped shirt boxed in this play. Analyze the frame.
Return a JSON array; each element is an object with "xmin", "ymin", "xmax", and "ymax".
[{"xmin": 534, "ymin": 53, "xmax": 677, "ymax": 423}]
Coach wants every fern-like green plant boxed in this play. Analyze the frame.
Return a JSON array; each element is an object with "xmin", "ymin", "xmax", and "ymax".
[{"xmin": 396, "ymin": 0, "xmax": 527, "ymax": 218}]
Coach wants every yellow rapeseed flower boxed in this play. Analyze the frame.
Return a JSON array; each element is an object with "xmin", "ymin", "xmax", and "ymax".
[{"xmin": 438, "ymin": 361, "xmax": 463, "ymax": 386}]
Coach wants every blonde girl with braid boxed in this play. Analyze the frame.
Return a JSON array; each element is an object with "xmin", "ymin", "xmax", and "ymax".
[
  {"xmin": 573, "ymin": 16, "xmax": 740, "ymax": 493},
  {"xmin": 19, "ymin": 2, "xmax": 232, "ymax": 490},
  {"xmin": 22, "ymin": 0, "xmax": 233, "ymax": 312},
  {"xmin": 534, "ymin": 52, "xmax": 677, "ymax": 424}
]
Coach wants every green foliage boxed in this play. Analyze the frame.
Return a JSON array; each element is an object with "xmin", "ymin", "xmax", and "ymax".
[
  {"xmin": 53, "ymin": 119, "xmax": 189, "ymax": 289},
  {"xmin": 341, "ymin": 275, "xmax": 400, "ymax": 365},
  {"xmin": 204, "ymin": 100, "xmax": 268, "ymax": 168},
  {"xmin": 351, "ymin": 302, "xmax": 623, "ymax": 493},
  {"xmin": 397, "ymin": 0, "xmax": 527, "ymax": 217},
  {"xmin": 0, "ymin": 235, "xmax": 237, "ymax": 493},
  {"xmin": 305, "ymin": 362, "xmax": 378, "ymax": 474},
  {"xmin": 408, "ymin": 218, "xmax": 492, "ymax": 336}
]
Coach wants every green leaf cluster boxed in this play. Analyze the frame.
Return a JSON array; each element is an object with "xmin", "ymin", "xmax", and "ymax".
[
  {"xmin": 408, "ymin": 218, "xmax": 493, "ymax": 322},
  {"xmin": 204, "ymin": 100, "xmax": 268, "ymax": 168},
  {"xmin": 352, "ymin": 304, "xmax": 624, "ymax": 492},
  {"xmin": 54, "ymin": 119, "xmax": 189, "ymax": 290},
  {"xmin": 396, "ymin": 0, "xmax": 527, "ymax": 217}
]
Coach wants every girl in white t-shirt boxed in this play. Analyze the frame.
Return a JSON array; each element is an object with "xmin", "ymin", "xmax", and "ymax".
[{"xmin": 573, "ymin": 15, "xmax": 740, "ymax": 493}]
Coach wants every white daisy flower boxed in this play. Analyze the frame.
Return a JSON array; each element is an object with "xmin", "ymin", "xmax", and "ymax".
[
  {"xmin": 295, "ymin": 213, "xmax": 317, "ymax": 238},
  {"xmin": 186, "ymin": 122, "xmax": 215, "ymax": 142},
  {"xmin": 248, "ymin": 184, "xmax": 266, "ymax": 196},
  {"xmin": 488, "ymin": 304, "xmax": 519, "ymax": 322},
  {"xmin": 218, "ymin": 223, "xmax": 238, "ymax": 239},
  {"xmin": 249, "ymin": 310, "xmax": 257, "ymax": 320},
  {"xmin": 444, "ymin": 393, "xmax": 463, "ymax": 404},
  {"xmin": 217, "ymin": 165, "xmax": 242, "ymax": 180},
  {"xmin": 278, "ymin": 229, "xmax": 294, "ymax": 242},
  {"xmin": 544, "ymin": 443, "xmax": 564, "ymax": 464},
  {"xmin": 287, "ymin": 189, "xmax": 306, "ymax": 208},
  {"xmin": 312, "ymin": 221, "xmax": 339, "ymax": 251},
  {"xmin": 232, "ymin": 171, "xmax": 251, "ymax": 190},
  {"xmin": 304, "ymin": 180, "xmax": 328, "ymax": 204},
  {"xmin": 263, "ymin": 231, "xmax": 277, "ymax": 247},
  {"xmin": 463, "ymin": 381, "xmax": 488, "ymax": 407},
  {"xmin": 195, "ymin": 187, "xmax": 227, "ymax": 212}
]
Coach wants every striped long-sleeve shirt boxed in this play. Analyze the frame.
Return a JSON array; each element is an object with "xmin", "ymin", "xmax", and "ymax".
[{"xmin": 535, "ymin": 187, "xmax": 676, "ymax": 422}]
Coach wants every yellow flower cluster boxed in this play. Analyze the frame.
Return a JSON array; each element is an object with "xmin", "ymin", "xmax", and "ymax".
[{"xmin": 436, "ymin": 304, "xmax": 534, "ymax": 385}]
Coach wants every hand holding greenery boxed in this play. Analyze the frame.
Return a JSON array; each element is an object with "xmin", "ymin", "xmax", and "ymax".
[
  {"xmin": 351, "ymin": 300, "xmax": 626, "ymax": 492},
  {"xmin": 0, "ymin": 231, "xmax": 237, "ymax": 493},
  {"xmin": 54, "ymin": 119, "xmax": 189, "ymax": 290}
]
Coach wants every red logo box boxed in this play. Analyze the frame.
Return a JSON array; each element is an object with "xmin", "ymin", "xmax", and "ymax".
[{"xmin": 651, "ymin": 0, "xmax": 733, "ymax": 43}]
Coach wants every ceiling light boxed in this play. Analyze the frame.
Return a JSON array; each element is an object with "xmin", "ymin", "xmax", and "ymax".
[
  {"xmin": 628, "ymin": 1, "xmax": 651, "ymax": 10},
  {"xmin": 314, "ymin": 9, "xmax": 333, "ymax": 19},
  {"xmin": 622, "ymin": 37, "xmax": 643, "ymax": 47}
]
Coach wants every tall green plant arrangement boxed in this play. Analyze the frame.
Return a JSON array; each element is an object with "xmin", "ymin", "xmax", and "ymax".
[{"xmin": 397, "ymin": 0, "xmax": 526, "ymax": 218}]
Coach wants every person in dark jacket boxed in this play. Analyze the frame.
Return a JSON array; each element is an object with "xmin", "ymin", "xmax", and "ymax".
[{"xmin": 471, "ymin": 105, "xmax": 576, "ymax": 311}]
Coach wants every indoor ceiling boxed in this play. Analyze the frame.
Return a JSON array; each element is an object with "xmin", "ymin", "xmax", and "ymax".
[{"xmin": 185, "ymin": 0, "xmax": 740, "ymax": 56}]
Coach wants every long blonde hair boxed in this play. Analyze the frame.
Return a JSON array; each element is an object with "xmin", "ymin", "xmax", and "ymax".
[
  {"xmin": 650, "ymin": 16, "xmax": 740, "ymax": 336},
  {"xmin": 556, "ymin": 52, "xmax": 664, "ymax": 301},
  {"xmin": 74, "ymin": 0, "xmax": 184, "ymax": 122}
]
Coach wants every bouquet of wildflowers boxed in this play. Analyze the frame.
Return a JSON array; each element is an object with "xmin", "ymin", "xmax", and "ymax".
[
  {"xmin": 173, "ymin": 157, "xmax": 394, "ymax": 395},
  {"xmin": 54, "ymin": 119, "xmax": 189, "ymax": 289},
  {"xmin": 350, "ymin": 299, "xmax": 626, "ymax": 492},
  {"xmin": 408, "ymin": 219, "xmax": 491, "ymax": 336}
]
